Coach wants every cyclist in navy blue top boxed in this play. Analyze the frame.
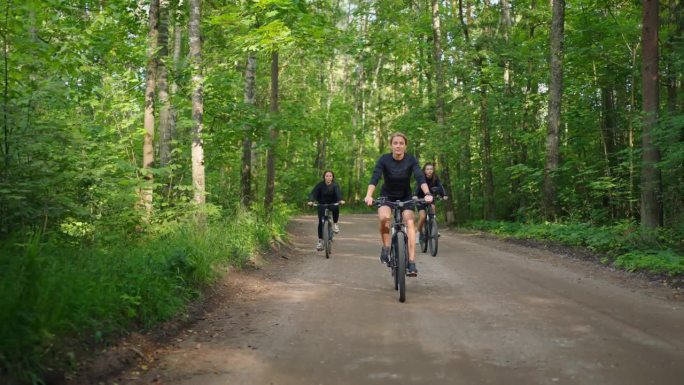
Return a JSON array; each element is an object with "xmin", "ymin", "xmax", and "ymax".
[
  {"xmin": 364, "ymin": 132, "xmax": 433, "ymax": 276},
  {"xmin": 414, "ymin": 162, "xmax": 448, "ymax": 243},
  {"xmin": 308, "ymin": 170, "xmax": 345, "ymax": 251}
]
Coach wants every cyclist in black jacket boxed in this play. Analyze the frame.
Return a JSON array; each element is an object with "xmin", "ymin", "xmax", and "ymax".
[
  {"xmin": 364, "ymin": 132, "xmax": 433, "ymax": 276},
  {"xmin": 308, "ymin": 170, "xmax": 345, "ymax": 251},
  {"xmin": 414, "ymin": 162, "xmax": 448, "ymax": 243}
]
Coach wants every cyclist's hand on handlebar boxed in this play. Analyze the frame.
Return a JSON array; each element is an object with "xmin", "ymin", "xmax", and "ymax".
[
  {"xmin": 424, "ymin": 194, "xmax": 434, "ymax": 204},
  {"xmin": 443, "ymin": 196, "xmax": 448, "ymax": 201},
  {"xmin": 364, "ymin": 196, "xmax": 374, "ymax": 206},
  {"xmin": 339, "ymin": 200, "xmax": 346, "ymax": 205},
  {"xmin": 307, "ymin": 201, "xmax": 314, "ymax": 206}
]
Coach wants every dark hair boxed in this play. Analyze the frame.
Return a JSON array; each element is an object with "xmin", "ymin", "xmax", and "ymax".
[
  {"xmin": 422, "ymin": 163, "xmax": 437, "ymax": 181},
  {"xmin": 323, "ymin": 170, "xmax": 335, "ymax": 181}
]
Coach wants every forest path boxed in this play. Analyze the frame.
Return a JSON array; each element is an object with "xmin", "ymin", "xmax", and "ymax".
[{"xmin": 100, "ymin": 214, "xmax": 684, "ymax": 385}]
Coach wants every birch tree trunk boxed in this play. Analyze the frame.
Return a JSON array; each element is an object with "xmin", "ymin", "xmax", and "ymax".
[
  {"xmin": 142, "ymin": 0, "xmax": 159, "ymax": 215},
  {"xmin": 158, "ymin": 0, "xmax": 172, "ymax": 168},
  {"xmin": 543, "ymin": 0, "xmax": 565, "ymax": 221},
  {"xmin": 189, "ymin": 0, "xmax": 205, "ymax": 207},
  {"xmin": 640, "ymin": 0, "xmax": 663, "ymax": 228},
  {"xmin": 241, "ymin": 53, "xmax": 256, "ymax": 208},
  {"xmin": 264, "ymin": 50, "xmax": 279, "ymax": 215},
  {"xmin": 167, "ymin": 11, "xmax": 181, "ymax": 171}
]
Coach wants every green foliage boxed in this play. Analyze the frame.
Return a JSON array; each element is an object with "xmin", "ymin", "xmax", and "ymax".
[
  {"xmin": 0, "ymin": 209, "xmax": 288, "ymax": 383},
  {"xmin": 614, "ymin": 250, "xmax": 684, "ymax": 275},
  {"xmin": 466, "ymin": 220, "xmax": 684, "ymax": 277}
]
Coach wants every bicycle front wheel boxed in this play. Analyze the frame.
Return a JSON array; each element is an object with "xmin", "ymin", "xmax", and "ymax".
[
  {"xmin": 429, "ymin": 218, "xmax": 439, "ymax": 257},
  {"xmin": 391, "ymin": 239, "xmax": 399, "ymax": 291},
  {"xmin": 323, "ymin": 220, "xmax": 332, "ymax": 258},
  {"xmin": 396, "ymin": 231, "xmax": 407, "ymax": 302},
  {"xmin": 420, "ymin": 223, "xmax": 428, "ymax": 253}
]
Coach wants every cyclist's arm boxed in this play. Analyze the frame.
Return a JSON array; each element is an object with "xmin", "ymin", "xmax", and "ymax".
[
  {"xmin": 365, "ymin": 156, "xmax": 385, "ymax": 205},
  {"xmin": 334, "ymin": 182, "xmax": 343, "ymax": 204},
  {"xmin": 309, "ymin": 182, "xmax": 321, "ymax": 204},
  {"xmin": 435, "ymin": 177, "xmax": 447, "ymax": 197},
  {"xmin": 414, "ymin": 183, "xmax": 423, "ymax": 198},
  {"xmin": 410, "ymin": 156, "xmax": 432, "ymax": 202},
  {"xmin": 364, "ymin": 184, "xmax": 376, "ymax": 206}
]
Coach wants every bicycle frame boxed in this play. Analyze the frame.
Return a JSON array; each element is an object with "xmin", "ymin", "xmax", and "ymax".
[
  {"xmin": 373, "ymin": 197, "xmax": 426, "ymax": 302},
  {"xmin": 312, "ymin": 202, "xmax": 339, "ymax": 258}
]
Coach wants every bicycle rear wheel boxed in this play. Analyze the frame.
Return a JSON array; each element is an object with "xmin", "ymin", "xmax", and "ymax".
[
  {"xmin": 429, "ymin": 218, "xmax": 439, "ymax": 256},
  {"xmin": 396, "ymin": 231, "xmax": 407, "ymax": 302},
  {"xmin": 323, "ymin": 220, "xmax": 332, "ymax": 258}
]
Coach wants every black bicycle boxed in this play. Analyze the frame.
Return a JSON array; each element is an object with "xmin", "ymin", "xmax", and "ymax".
[
  {"xmin": 419, "ymin": 195, "xmax": 442, "ymax": 257},
  {"xmin": 373, "ymin": 197, "xmax": 425, "ymax": 303},
  {"xmin": 312, "ymin": 202, "xmax": 340, "ymax": 258}
]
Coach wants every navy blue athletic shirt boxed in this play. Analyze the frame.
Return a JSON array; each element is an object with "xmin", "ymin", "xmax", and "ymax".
[
  {"xmin": 369, "ymin": 153, "xmax": 426, "ymax": 199},
  {"xmin": 415, "ymin": 175, "xmax": 445, "ymax": 198},
  {"xmin": 309, "ymin": 181, "xmax": 342, "ymax": 204}
]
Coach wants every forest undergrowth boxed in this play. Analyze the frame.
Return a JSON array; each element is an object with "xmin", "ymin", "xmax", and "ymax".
[{"xmin": 0, "ymin": 204, "xmax": 291, "ymax": 385}]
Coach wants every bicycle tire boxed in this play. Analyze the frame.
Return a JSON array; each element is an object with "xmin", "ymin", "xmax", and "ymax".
[
  {"xmin": 387, "ymin": 237, "xmax": 399, "ymax": 290},
  {"xmin": 396, "ymin": 231, "xmax": 407, "ymax": 302},
  {"xmin": 429, "ymin": 218, "xmax": 439, "ymax": 256},
  {"xmin": 420, "ymin": 221, "xmax": 428, "ymax": 253},
  {"xmin": 323, "ymin": 220, "xmax": 331, "ymax": 258}
]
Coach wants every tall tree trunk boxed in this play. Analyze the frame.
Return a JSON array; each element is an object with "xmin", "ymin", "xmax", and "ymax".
[
  {"xmin": 142, "ymin": 0, "xmax": 159, "ymax": 215},
  {"xmin": 158, "ymin": 0, "xmax": 172, "ymax": 168},
  {"xmin": 480, "ymin": 77, "xmax": 496, "ymax": 220},
  {"xmin": 189, "ymin": 0, "xmax": 205, "ymax": 207},
  {"xmin": 2, "ymin": 0, "xmax": 11, "ymax": 173},
  {"xmin": 456, "ymin": 0, "xmax": 472, "ymax": 222},
  {"xmin": 640, "ymin": 0, "xmax": 663, "ymax": 228},
  {"xmin": 264, "ymin": 51, "xmax": 279, "ymax": 215},
  {"xmin": 316, "ymin": 67, "xmax": 327, "ymax": 173},
  {"xmin": 167, "ymin": 11, "xmax": 181, "ymax": 171},
  {"xmin": 430, "ymin": 0, "xmax": 455, "ymax": 224},
  {"xmin": 543, "ymin": 0, "xmax": 565, "ymax": 221},
  {"xmin": 241, "ymin": 53, "xmax": 256, "ymax": 208},
  {"xmin": 513, "ymin": 0, "xmax": 537, "ymax": 218},
  {"xmin": 600, "ymin": 86, "xmax": 617, "ymax": 219}
]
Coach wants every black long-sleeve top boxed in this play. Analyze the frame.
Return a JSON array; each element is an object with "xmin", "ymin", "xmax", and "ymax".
[
  {"xmin": 415, "ymin": 175, "xmax": 445, "ymax": 198},
  {"xmin": 309, "ymin": 181, "xmax": 342, "ymax": 204},
  {"xmin": 369, "ymin": 153, "xmax": 426, "ymax": 199}
]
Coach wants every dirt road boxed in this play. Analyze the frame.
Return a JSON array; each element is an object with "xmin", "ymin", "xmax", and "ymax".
[{"xmin": 104, "ymin": 214, "xmax": 684, "ymax": 385}]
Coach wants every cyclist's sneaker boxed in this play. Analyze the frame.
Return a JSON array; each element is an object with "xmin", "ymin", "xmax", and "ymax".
[
  {"xmin": 316, "ymin": 239, "xmax": 323, "ymax": 251},
  {"xmin": 407, "ymin": 262, "xmax": 418, "ymax": 277},
  {"xmin": 334, "ymin": 223, "xmax": 340, "ymax": 233},
  {"xmin": 379, "ymin": 247, "xmax": 390, "ymax": 264}
]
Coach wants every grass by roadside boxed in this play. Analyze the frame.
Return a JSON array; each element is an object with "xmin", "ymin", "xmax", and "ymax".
[
  {"xmin": 0, "ymin": 204, "xmax": 291, "ymax": 385},
  {"xmin": 463, "ymin": 220, "xmax": 684, "ymax": 277}
]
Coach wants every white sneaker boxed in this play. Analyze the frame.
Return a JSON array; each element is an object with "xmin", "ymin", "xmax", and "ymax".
[
  {"xmin": 333, "ymin": 223, "xmax": 340, "ymax": 233},
  {"xmin": 316, "ymin": 239, "xmax": 323, "ymax": 251}
]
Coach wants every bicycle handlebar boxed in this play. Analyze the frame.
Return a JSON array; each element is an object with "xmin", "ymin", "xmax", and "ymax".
[
  {"xmin": 371, "ymin": 197, "xmax": 427, "ymax": 208},
  {"xmin": 310, "ymin": 202, "xmax": 342, "ymax": 207}
]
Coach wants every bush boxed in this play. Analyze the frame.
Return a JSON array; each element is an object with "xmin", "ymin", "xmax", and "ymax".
[
  {"xmin": 464, "ymin": 220, "xmax": 684, "ymax": 276},
  {"xmin": 0, "ymin": 206, "xmax": 290, "ymax": 384}
]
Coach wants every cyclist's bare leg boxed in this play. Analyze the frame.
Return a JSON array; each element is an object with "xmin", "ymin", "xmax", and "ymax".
[
  {"xmin": 378, "ymin": 206, "xmax": 391, "ymax": 248},
  {"xmin": 403, "ymin": 209, "xmax": 416, "ymax": 262},
  {"xmin": 416, "ymin": 209, "xmax": 427, "ymax": 233}
]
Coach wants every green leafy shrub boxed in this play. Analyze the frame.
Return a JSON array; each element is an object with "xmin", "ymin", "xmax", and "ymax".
[
  {"xmin": 465, "ymin": 220, "xmax": 684, "ymax": 276},
  {"xmin": 0, "ymin": 206, "xmax": 290, "ymax": 384}
]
